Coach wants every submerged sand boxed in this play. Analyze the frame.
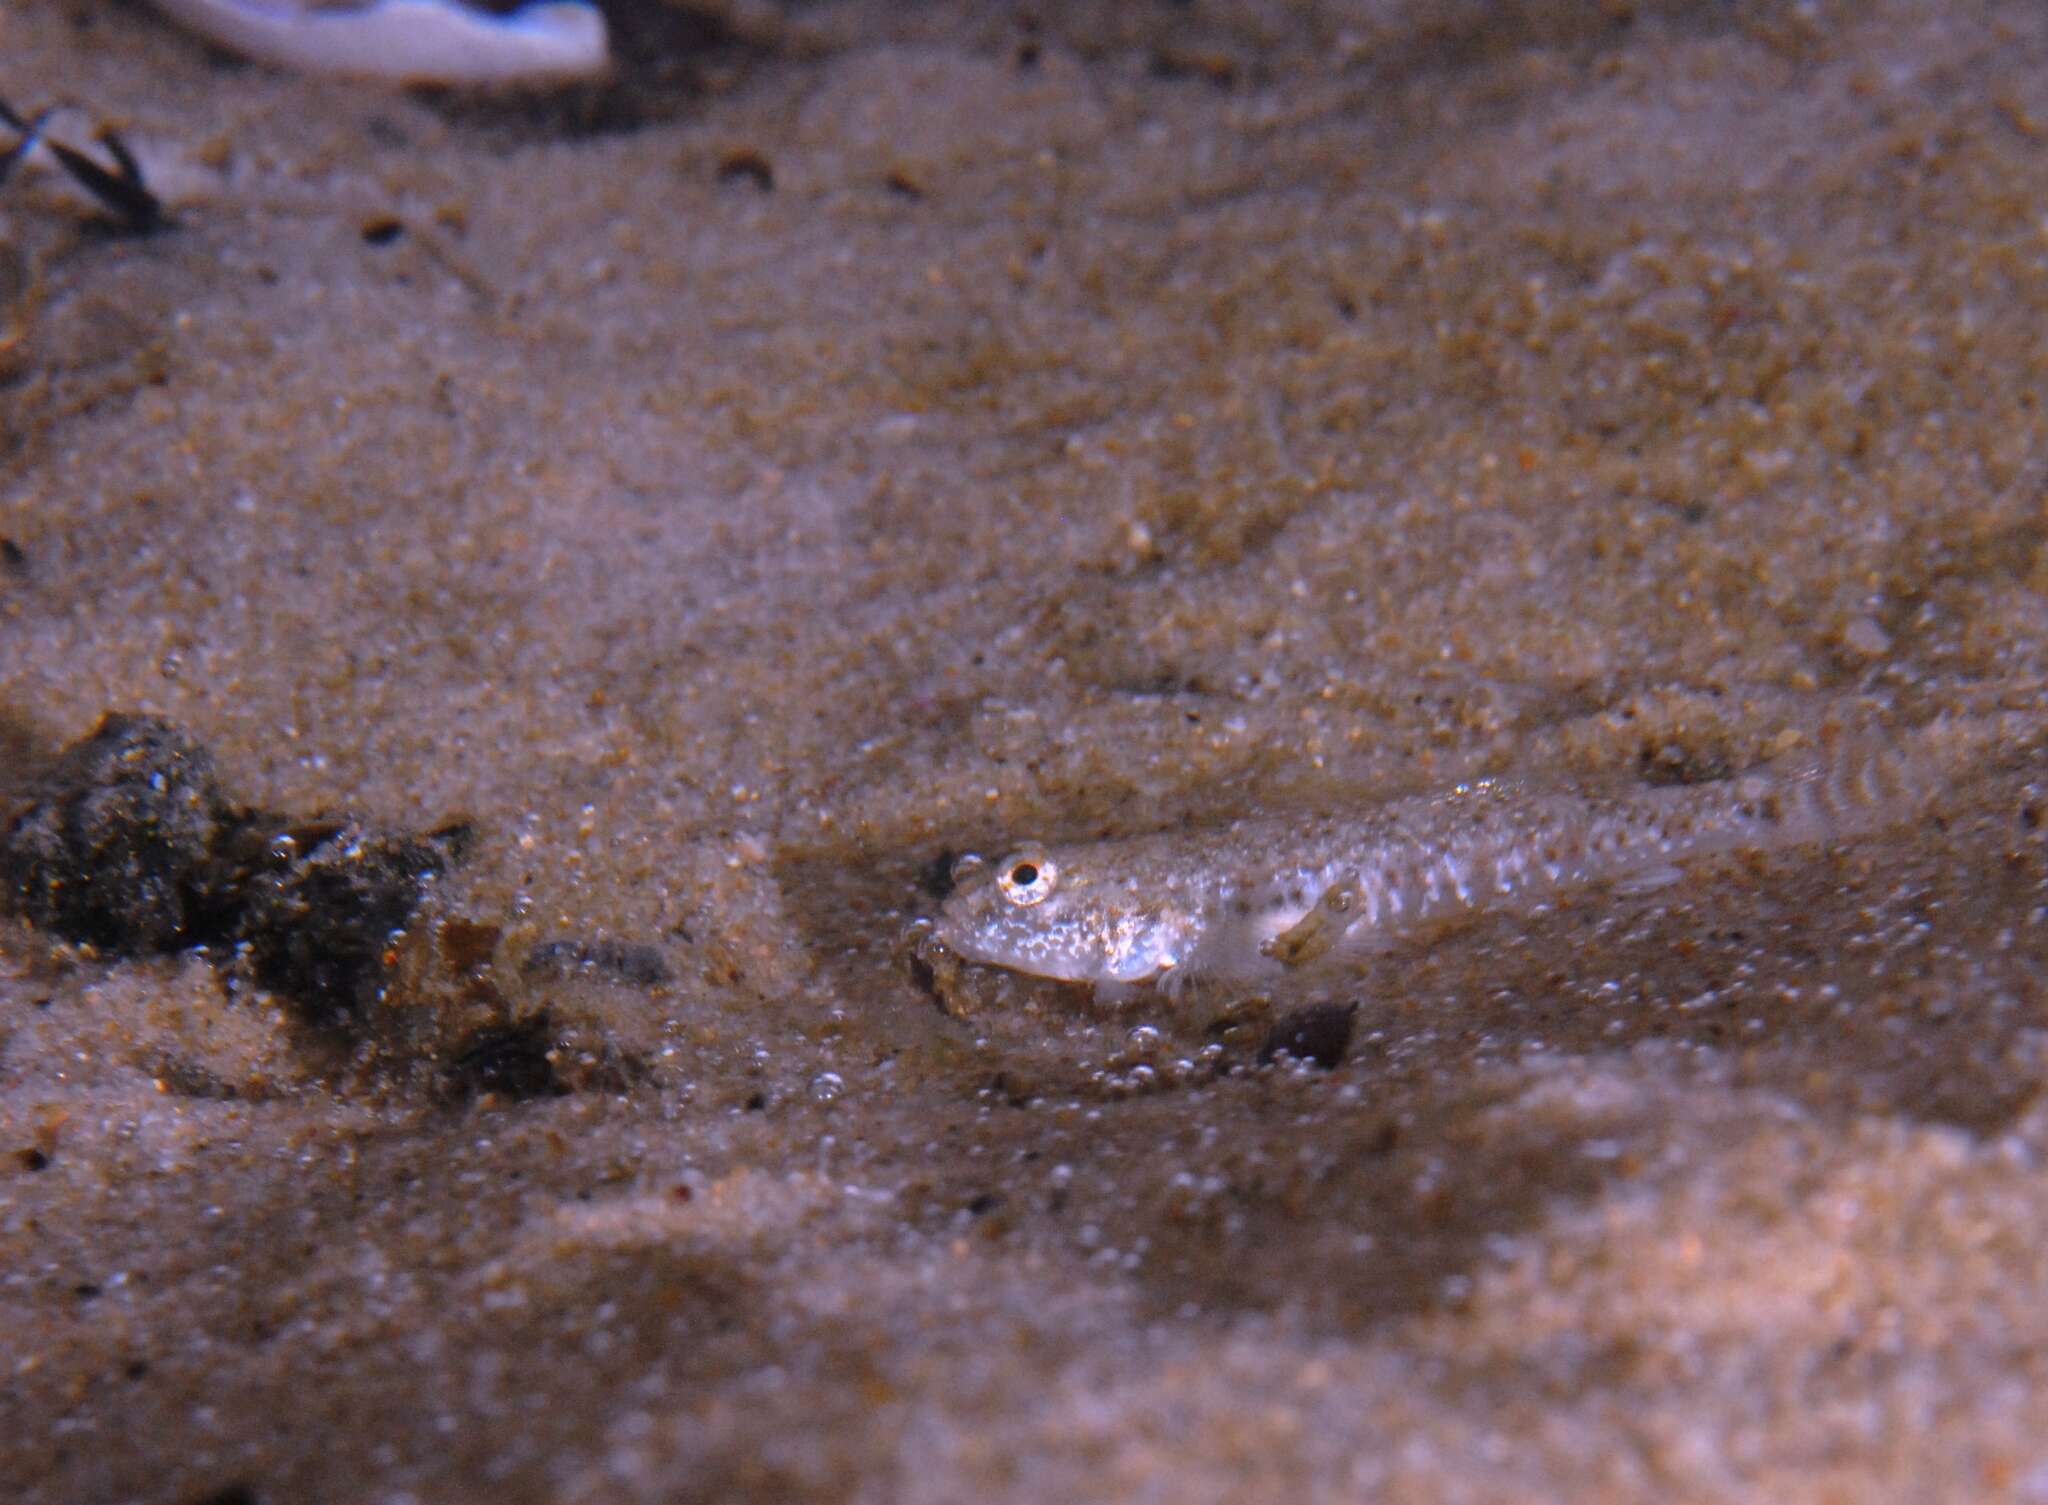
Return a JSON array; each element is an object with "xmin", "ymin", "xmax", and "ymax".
[{"xmin": 7, "ymin": 1, "xmax": 2048, "ymax": 1500}]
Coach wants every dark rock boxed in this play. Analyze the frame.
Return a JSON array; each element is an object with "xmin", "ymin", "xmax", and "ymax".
[
  {"xmin": 1258, "ymin": 1002, "xmax": 1359, "ymax": 1070},
  {"xmin": 1, "ymin": 714, "xmax": 236, "ymax": 951},
  {"xmin": 239, "ymin": 825, "xmax": 445, "ymax": 1022},
  {"xmin": 2, "ymin": 714, "xmax": 466, "ymax": 1029}
]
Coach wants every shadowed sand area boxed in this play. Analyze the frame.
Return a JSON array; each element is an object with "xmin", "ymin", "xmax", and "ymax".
[{"xmin": 7, "ymin": 2, "xmax": 2048, "ymax": 1500}]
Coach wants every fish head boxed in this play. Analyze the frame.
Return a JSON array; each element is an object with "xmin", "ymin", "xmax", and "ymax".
[{"xmin": 929, "ymin": 842, "xmax": 1195, "ymax": 987}]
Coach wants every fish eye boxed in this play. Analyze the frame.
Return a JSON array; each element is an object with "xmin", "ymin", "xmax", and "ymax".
[{"xmin": 997, "ymin": 848, "xmax": 1057, "ymax": 906}]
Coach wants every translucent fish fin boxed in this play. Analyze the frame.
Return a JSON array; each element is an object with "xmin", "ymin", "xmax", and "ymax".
[
  {"xmin": 1263, "ymin": 876, "xmax": 1361, "ymax": 968},
  {"xmin": 1183, "ymin": 910, "xmax": 1282, "ymax": 987}
]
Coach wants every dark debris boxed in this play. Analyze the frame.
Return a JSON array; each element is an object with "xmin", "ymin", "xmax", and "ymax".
[
  {"xmin": 519, "ymin": 937, "xmax": 672, "ymax": 987},
  {"xmin": 1258, "ymin": 1002, "xmax": 1359, "ymax": 1071},
  {"xmin": 1, "ymin": 715, "xmax": 236, "ymax": 951},
  {"xmin": 916, "ymin": 847, "xmax": 961, "ymax": 902},
  {"xmin": 442, "ymin": 1011, "xmax": 566, "ymax": 1101},
  {"xmin": 439, "ymin": 1002, "xmax": 648, "ymax": 1099},
  {"xmin": 183, "ymin": 1486, "xmax": 260, "ymax": 1505},
  {"xmin": 1, "ymin": 714, "xmax": 457, "ymax": 1025},
  {"xmin": 239, "ymin": 827, "xmax": 447, "ymax": 1023},
  {"xmin": 716, "ymin": 148, "xmax": 775, "ymax": 192},
  {"xmin": 359, "ymin": 214, "xmax": 407, "ymax": 247},
  {"xmin": 0, "ymin": 95, "xmax": 165, "ymax": 233}
]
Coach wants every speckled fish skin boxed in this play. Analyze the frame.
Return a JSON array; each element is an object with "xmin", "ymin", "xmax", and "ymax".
[{"xmin": 932, "ymin": 714, "xmax": 2037, "ymax": 999}]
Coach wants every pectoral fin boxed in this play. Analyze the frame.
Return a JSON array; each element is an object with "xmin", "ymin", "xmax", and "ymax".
[{"xmin": 1261, "ymin": 876, "xmax": 1361, "ymax": 968}]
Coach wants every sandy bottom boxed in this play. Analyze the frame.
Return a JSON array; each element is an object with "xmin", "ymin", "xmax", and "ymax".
[{"xmin": 7, "ymin": 1, "xmax": 2048, "ymax": 1500}]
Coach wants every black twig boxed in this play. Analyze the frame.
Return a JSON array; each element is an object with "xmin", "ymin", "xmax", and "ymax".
[{"xmin": 0, "ymin": 94, "xmax": 165, "ymax": 233}]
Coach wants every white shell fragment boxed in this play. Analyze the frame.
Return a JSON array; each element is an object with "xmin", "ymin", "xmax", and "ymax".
[{"xmin": 147, "ymin": 0, "xmax": 610, "ymax": 84}]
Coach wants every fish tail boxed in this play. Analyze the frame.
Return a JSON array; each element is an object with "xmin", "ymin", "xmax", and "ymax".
[{"xmin": 1766, "ymin": 710, "xmax": 2043, "ymax": 838}]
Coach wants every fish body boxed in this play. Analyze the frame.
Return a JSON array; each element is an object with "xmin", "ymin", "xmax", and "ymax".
[
  {"xmin": 930, "ymin": 714, "xmax": 2034, "ymax": 999},
  {"xmin": 146, "ymin": 0, "xmax": 609, "ymax": 83}
]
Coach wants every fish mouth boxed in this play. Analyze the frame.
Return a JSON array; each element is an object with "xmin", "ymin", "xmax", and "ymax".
[
  {"xmin": 899, "ymin": 916, "xmax": 950, "ymax": 967},
  {"xmin": 898, "ymin": 917, "xmax": 976, "ymax": 1014},
  {"xmin": 1085, "ymin": 961, "xmax": 1182, "ymax": 1005},
  {"xmin": 901, "ymin": 914, "xmax": 1046, "ymax": 976}
]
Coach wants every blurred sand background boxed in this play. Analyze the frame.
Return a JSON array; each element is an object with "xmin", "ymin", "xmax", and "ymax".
[{"xmin": 7, "ymin": 1, "xmax": 2048, "ymax": 1500}]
